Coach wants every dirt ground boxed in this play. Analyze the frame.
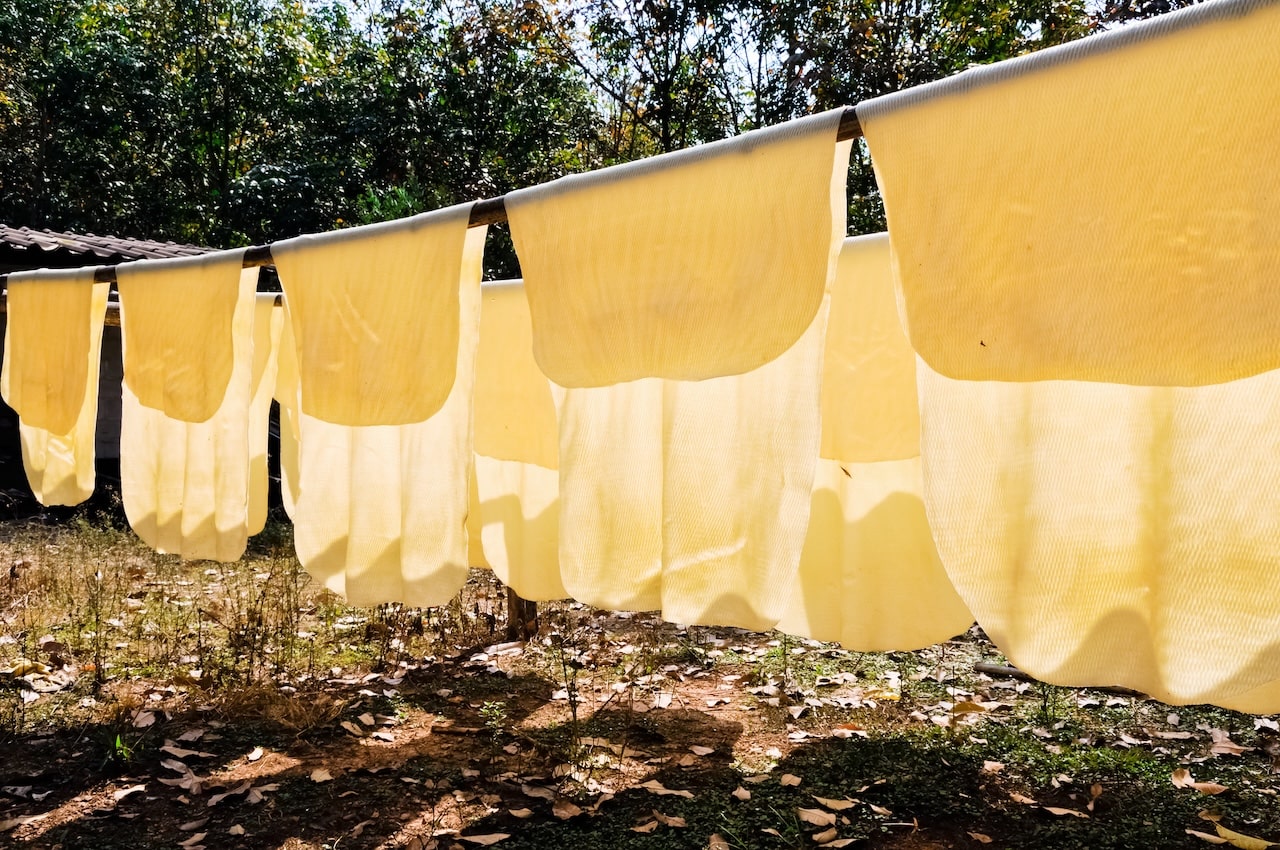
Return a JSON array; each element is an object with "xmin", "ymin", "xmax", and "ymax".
[{"xmin": 5, "ymin": 515, "xmax": 1280, "ymax": 850}]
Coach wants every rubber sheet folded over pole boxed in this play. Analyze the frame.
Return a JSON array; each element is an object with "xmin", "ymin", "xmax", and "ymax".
[
  {"xmin": 117, "ymin": 259, "xmax": 266, "ymax": 562},
  {"xmin": 271, "ymin": 205, "xmax": 475, "ymax": 426},
  {"xmin": 274, "ymin": 209, "xmax": 487, "ymax": 608},
  {"xmin": 0, "ymin": 268, "xmax": 109, "ymax": 506},
  {"xmin": 115, "ymin": 249, "xmax": 250, "ymax": 423},
  {"xmin": 508, "ymin": 110, "xmax": 853, "ymax": 630},
  {"xmin": 467, "ymin": 280, "xmax": 566, "ymax": 602},
  {"xmin": 507, "ymin": 108, "xmax": 850, "ymax": 387},
  {"xmin": 857, "ymin": 0, "xmax": 1280, "ymax": 386},
  {"xmin": 777, "ymin": 234, "xmax": 973, "ymax": 651}
]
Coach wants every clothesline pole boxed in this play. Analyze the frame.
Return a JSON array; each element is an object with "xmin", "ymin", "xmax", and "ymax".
[{"xmin": 0, "ymin": 107, "xmax": 862, "ymax": 289}]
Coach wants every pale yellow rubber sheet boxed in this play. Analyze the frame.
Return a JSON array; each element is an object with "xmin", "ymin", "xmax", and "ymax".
[
  {"xmin": 918, "ymin": 359, "xmax": 1280, "ymax": 709},
  {"xmin": 507, "ymin": 108, "xmax": 850, "ymax": 387},
  {"xmin": 778, "ymin": 234, "xmax": 972, "ymax": 651},
  {"xmin": 283, "ymin": 224, "xmax": 487, "ymax": 607},
  {"xmin": 115, "ymin": 249, "xmax": 249, "ymax": 422},
  {"xmin": 275, "ymin": 303, "xmax": 301, "ymax": 521},
  {"xmin": 555, "ymin": 295, "xmax": 832, "ymax": 631},
  {"xmin": 2, "ymin": 268, "xmax": 109, "ymax": 506},
  {"xmin": 248, "ymin": 296, "xmax": 284, "ymax": 536},
  {"xmin": 469, "ymin": 280, "xmax": 565, "ymax": 601},
  {"xmin": 272, "ymin": 206, "xmax": 475, "ymax": 426},
  {"xmin": 858, "ymin": 0, "xmax": 1280, "ymax": 386},
  {"xmin": 119, "ymin": 269, "xmax": 262, "ymax": 562}
]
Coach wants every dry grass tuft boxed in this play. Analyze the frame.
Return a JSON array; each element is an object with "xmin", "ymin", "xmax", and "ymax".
[{"xmin": 209, "ymin": 681, "xmax": 346, "ymax": 733}]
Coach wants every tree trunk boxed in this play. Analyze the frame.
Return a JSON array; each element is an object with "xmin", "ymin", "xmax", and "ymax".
[{"xmin": 506, "ymin": 587, "xmax": 539, "ymax": 641}]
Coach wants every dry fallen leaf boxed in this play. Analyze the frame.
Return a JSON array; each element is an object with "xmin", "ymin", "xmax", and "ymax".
[
  {"xmin": 1195, "ymin": 783, "xmax": 1231, "ymax": 796},
  {"xmin": 179, "ymin": 818, "xmax": 209, "ymax": 831},
  {"xmin": 509, "ymin": 808, "xmax": 534, "ymax": 819},
  {"xmin": 1189, "ymin": 831, "xmax": 1230, "ymax": 846},
  {"xmin": 247, "ymin": 747, "xmax": 264, "ymax": 762},
  {"xmin": 1215, "ymin": 824, "xmax": 1276, "ymax": 849},
  {"xmin": 780, "ymin": 774, "xmax": 802, "ymax": 787},
  {"xmin": 0, "ymin": 815, "xmax": 47, "ymax": 832},
  {"xmin": 112, "ymin": 784, "xmax": 147, "ymax": 802},
  {"xmin": 1173, "ymin": 768, "xmax": 1230, "ymax": 795},
  {"xmin": 762, "ymin": 828, "xmax": 783, "ymax": 838},
  {"xmin": 708, "ymin": 834, "xmax": 731, "ymax": 850},
  {"xmin": 631, "ymin": 820, "xmax": 660, "ymax": 834},
  {"xmin": 178, "ymin": 833, "xmax": 206, "ymax": 848},
  {"xmin": 967, "ymin": 832, "xmax": 993, "ymax": 844},
  {"xmin": 652, "ymin": 810, "xmax": 687, "ymax": 828},
  {"xmin": 207, "ymin": 781, "xmax": 251, "ymax": 807},
  {"xmin": 522, "ymin": 784, "xmax": 557, "ymax": 801},
  {"xmin": 552, "ymin": 799, "xmax": 583, "ymax": 820},
  {"xmin": 1042, "ymin": 806, "xmax": 1089, "ymax": 819},
  {"xmin": 690, "ymin": 745, "xmax": 715, "ymax": 756},
  {"xmin": 812, "ymin": 827, "xmax": 839, "ymax": 844},
  {"xmin": 638, "ymin": 780, "xmax": 694, "ymax": 798},
  {"xmin": 132, "ymin": 711, "xmax": 156, "ymax": 729},
  {"xmin": 310, "ymin": 769, "xmax": 333, "ymax": 783},
  {"xmin": 1009, "ymin": 792, "xmax": 1038, "ymax": 805},
  {"xmin": 813, "ymin": 796, "xmax": 857, "ymax": 811},
  {"xmin": 458, "ymin": 834, "xmax": 510, "ymax": 846},
  {"xmin": 228, "ymin": 825, "xmax": 245, "ymax": 836},
  {"xmin": 1210, "ymin": 732, "xmax": 1253, "ymax": 757},
  {"xmin": 797, "ymin": 808, "xmax": 838, "ymax": 827},
  {"xmin": 982, "ymin": 761, "xmax": 1005, "ymax": 774}
]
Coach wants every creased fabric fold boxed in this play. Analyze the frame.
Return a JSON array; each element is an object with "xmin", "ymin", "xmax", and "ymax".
[
  {"xmin": 507, "ymin": 109, "xmax": 849, "ymax": 387},
  {"xmin": 281, "ymin": 224, "xmax": 487, "ymax": 607},
  {"xmin": 468, "ymin": 280, "xmax": 565, "ymax": 601},
  {"xmin": 778, "ymin": 234, "xmax": 972, "ymax": 651},
  {"xmin": 274, "ymin": 304, "xmax": 301, "ymax": 521},
  {"xmin": 116, "ymin": 249, "xmax": 249, "ymax": 423},
  {"xmin": 2, "ymin": 268, "xmax": 109, "ymax": 506},
  {"xmin": 248, "ymin": 294, "xmax": 284, "ymax": 536},
  {"xmin": 858, "ymin": 0, "xmax": 1280, "ymax": 386},
  {"xmin": 272, "ymin": 206, "xmax": 475, "ymax": 426},
  {"xmin": 119, "ymin": 268, "xmax": 260, "ymax": 562}
]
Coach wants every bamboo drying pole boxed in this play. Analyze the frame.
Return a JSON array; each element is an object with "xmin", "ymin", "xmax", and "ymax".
[{"xmin": 0, "ymin": 107, "xmax": 862, "ymax": 289}]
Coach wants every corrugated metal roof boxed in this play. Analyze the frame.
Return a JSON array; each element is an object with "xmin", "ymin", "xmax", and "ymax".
[{"xmin": 0, "ymin": 224, "xmax": 212, "ymax": 261}]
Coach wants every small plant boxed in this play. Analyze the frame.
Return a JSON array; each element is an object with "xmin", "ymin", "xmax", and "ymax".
[{"xmin": 479, "ymin": 699, "xmax": 509, "ymax": 742}]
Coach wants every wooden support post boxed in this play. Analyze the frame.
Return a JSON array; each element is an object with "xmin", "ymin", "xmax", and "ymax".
[{"xmin": 506, "ymin": 587, "xmax": 539, "ymax": 641}]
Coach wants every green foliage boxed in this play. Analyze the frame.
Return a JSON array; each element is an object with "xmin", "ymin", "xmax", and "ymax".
[
  {"xmin": 0, "ymin": 0, "xmax": 597, "ymax": 264},
  {"xmin": 0, "ymin": 0, "xmax": 1179, "ymax": 255}
]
